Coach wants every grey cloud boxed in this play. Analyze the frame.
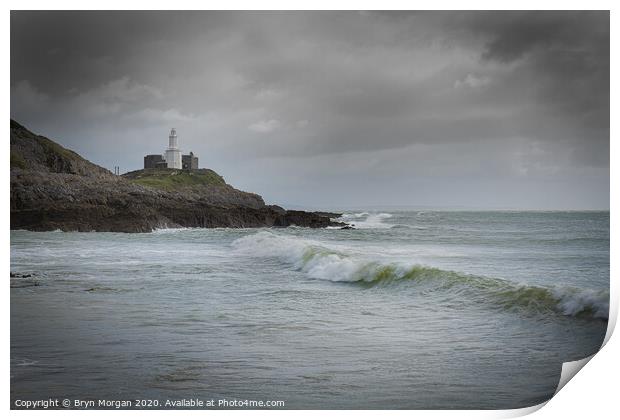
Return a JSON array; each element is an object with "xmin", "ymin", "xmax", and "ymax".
[{"xmin": 10, "ymin": 11, "xmax": 609, "ymax": 209}]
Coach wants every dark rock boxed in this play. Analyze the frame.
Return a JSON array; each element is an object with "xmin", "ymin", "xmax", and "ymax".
[
  {"xmin": 267, "ymin": 205, "xmax": 287, "ymax": 215},
  {"xmin": 10, "ymin": 272, "xmax": 33, "ymax": 278},
  {"xmin": 10, "ymin": 281, "xmax": 40, "ymax": 288},
  {"xmin": 313, "ymin": 211, "xmax": 343, "ymax": 219}
]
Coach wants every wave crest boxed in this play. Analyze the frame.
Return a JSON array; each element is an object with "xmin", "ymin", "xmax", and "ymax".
[{"xmin": 232, "ymin": 231, "xmax": 608, "ymax": 320}]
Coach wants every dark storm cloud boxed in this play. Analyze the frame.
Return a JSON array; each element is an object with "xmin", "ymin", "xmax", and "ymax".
[
  {"xmin": 472, "ymin": 11, "xmax": 610, "ymax": 148},
  {"xmin": 473, "ymin": 11, "xmax": 608, "ymax": 63},
  {"xmin": 10, "ymin": 11, "xmax": 609, "ymax": 209}
]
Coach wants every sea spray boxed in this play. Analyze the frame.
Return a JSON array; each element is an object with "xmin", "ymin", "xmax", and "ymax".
[{"xmin": 337, "ymin": 212, "xmax": 395, "ymax": 229}]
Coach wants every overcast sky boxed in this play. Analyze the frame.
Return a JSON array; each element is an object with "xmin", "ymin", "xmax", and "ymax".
[{"xmin": 11, "ymin": 11, "xmax": 609, "ymax": 210}]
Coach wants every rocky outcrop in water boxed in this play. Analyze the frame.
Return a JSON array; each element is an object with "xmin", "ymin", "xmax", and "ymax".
[{"xmin": 10, "ymin": 120, "xmax": 344, "ymax": 232}]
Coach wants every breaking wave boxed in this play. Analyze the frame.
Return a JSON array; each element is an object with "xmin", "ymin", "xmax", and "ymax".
[
  {"xmin": 338, "ymin": 212, "xmax": 395, "ymax": 229},
  {"xmin": 232, "ymin": 231, "xmax": 608, "ymax": 320}
]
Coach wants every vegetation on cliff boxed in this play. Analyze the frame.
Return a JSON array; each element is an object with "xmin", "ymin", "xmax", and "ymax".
[{"xmin": 123, "ymin": 168, "xmax": 226, "ymax": 190}]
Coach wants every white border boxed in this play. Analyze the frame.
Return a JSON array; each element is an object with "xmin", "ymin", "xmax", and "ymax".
[{"xmin": 4, "ymin": 1, "xmax": 617, "ymax": 419}]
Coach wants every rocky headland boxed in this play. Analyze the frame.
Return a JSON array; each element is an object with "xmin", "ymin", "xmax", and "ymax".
[{"xmin": 10, "ymin": 120, "xmax": 345, "ymax": 232}]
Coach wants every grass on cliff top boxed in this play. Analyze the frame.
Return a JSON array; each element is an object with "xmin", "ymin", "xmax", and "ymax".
[{"xmin": 124, "ymin": 168, "xmax": 226, "ymax": 190}]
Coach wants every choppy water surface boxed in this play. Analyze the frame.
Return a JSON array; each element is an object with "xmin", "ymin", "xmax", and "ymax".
[{"xmin": 11, "ymin": 211, "xmax": 609, "ymax": 409}]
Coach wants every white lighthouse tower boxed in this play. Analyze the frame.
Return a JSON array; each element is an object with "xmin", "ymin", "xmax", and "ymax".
[{"xmin": 164, "ymin": 128, "xmax": 182, "ymax": 169}]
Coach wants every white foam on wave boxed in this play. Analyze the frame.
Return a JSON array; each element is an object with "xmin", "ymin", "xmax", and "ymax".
[
  {"xmin": 232, "ymin": 231, "xmax": 381, "ymax": 282},
  {"xmin": 552, "ymin": 287, "xmax": 609, "ymax": 319},
  {"xmin": 151, "ymin": 227, "xmax": 193, "ymax": 234},
  {"xmin": 338, "ymin": 212, "xmax": 395, "ymax": 229},
  {"xmin": 232, "ymin": 230, "xmax": 313, "ymax": 261}
]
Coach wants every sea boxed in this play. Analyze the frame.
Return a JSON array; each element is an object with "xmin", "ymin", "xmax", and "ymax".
[{"xmin": 10, "ymin": 210, "xmax": 609, "ymax": 409}]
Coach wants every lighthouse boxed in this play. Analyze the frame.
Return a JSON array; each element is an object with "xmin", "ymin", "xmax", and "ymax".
[
  {"xmin": 143, "ymin": 128, "xmax": 199, "ymax": 170},
  {"xmin": 164, "ymin": 128, "xmax": 182, "ymax": 169}
]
